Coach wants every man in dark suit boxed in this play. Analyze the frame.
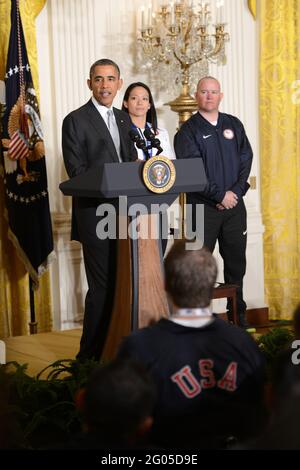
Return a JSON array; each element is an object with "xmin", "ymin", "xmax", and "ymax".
[{"xmin": 62, "ymin": 59, "xmax": 136, "ymax": 361}]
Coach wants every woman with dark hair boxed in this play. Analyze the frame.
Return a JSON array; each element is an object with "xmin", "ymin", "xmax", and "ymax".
[{"xmin": 122, "ymin": 82, "xmax": 175, "ymax": 160}]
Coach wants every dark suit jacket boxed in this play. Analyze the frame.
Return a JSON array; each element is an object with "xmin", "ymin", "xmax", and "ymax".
[{"xmin": 62, "ymin": 99, "xmax": 136, "ymax": 241}]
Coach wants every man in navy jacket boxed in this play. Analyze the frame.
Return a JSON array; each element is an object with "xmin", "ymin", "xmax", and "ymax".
[
  {"xmin": 118, "ymin": 241, "xmax": 265, "ymax": 448},
  {"xmin": 174, "ymin": 76, "xmax": 253, "ymax": 327}
]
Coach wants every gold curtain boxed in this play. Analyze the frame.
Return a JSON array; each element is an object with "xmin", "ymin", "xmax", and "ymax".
[
  {"xmin": 248, "ymin": 0, "xmax": 256, "ymax": 19},
  {"xmin": 259, "ymin": 0, "xmax": 300, "ymax": 319},
  {"xmin": 0, "ymin": 0, "xmax": 52, "ymax": 337}
]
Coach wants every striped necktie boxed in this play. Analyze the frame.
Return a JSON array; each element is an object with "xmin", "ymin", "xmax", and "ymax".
[{"xmin": 107, "ymin": 109, "xmax": 122, "ymax": 162}]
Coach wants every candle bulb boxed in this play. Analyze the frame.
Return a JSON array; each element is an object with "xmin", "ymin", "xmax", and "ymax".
[
  {"xmin": 217, "ymin": 0, "xmax": 224, "ymax": 23},
  {"xmin": 220, "ymin": 5, "xmax": 223, "ymax": 23},
  {"xmin": 148, "ymin": 3, "xmax": 152, "ymax": 27},
  {"xmin": 170, "ymin": 2, "xmax": 175, "ymax": 24},
  {"xmin": 141, "ymin": 6, "xmax": 145, "ymax": 29},
  {"xmin": 201, "ymin": 1, "xmax": 205, "ymax": 25},
  {"xmin": 216, "ymin": 1, "xmax": 220, "ymax": 23}
]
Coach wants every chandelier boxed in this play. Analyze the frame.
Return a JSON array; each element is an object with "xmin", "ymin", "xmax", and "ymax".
[{"xmin": 138, "ymin": 0, "xmax": 230, "ymax": 124}]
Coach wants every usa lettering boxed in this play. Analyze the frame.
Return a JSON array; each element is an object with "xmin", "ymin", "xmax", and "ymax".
[
  {"xmin": 171, "ymin": 360, "xmax": 238, "ymax": 398},
  {"xmin": 291, "ymin": 340, "xmax": 300, "ymax": 365}
]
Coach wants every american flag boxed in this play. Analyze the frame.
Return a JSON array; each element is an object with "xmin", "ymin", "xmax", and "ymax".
[
  {"xmin": 8, "ymin": 129, "xmax": 29, "ymax": 160},
  {"xmin": 0, "ymin": 0, "xmax": 54, "ymax": 288}
]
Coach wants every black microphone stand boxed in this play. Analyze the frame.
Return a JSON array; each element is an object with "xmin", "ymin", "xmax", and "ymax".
[
  {"xmin": 143, "ymin": 128, "xmax": 163, "ymax": 155},
  {"xmin": 129, "ymin": 129, "xmax": 151, "ymax": 160}
]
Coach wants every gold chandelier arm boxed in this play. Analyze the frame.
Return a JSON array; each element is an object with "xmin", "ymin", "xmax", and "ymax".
[{"xmin": 206, "ymin": 37, "xmax": 225, "ymax": 59}]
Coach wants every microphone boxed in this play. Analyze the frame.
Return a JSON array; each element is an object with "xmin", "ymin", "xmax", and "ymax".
[
  {"xmin": 143, "ymin": 128, "xmax": 163, "ymax": 155},
  {"xmin": 129, "ymin": 129, "xmax": 141, "ymax": 143},
  {"xmin": 129, "ymin": 129, "xmax": 150, "ymax": 159}
]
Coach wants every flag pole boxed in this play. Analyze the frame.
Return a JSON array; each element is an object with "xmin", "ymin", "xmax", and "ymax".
[
  {"xmin": 29, "ymin": 277, "xmax": 37, "ymax": 334},
  {"xmin": 1, "ymin": 0, "xmax": 54, "ymax": 337}
]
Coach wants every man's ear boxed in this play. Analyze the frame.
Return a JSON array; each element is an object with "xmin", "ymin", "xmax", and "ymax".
[
  {"xmin": 87, "ymin": 79, "xmax": 92, "ymax": 90},
  {"xmin": 118, "ymin": 78, "xmax": 123, "ymax": 91},
  {"xmin": 137, "ymin": 415, "xmax": 153, "ymax": 437}
]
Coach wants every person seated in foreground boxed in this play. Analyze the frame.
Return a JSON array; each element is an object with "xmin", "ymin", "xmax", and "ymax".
[
  {"xmin": 244, "ymin": 314, "xmax": 300, "ymax": 450},
  {"xmin": 61, "ymin": 359, "xmax": 157, "ymax": 449},
  {"xmin": 118, "ymin": 240, "xmax": 266, "ymax": 448}
]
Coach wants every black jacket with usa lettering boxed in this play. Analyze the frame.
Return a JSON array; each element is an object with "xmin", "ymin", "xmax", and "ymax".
[{"xmin": 118, "ymin": 317, "xmax": 266, "ymax": 448}]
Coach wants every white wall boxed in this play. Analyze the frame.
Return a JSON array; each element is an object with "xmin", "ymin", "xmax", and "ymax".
[{"xmin": 36, "ymin": 0, "xmax": 265, "ymax": 328}]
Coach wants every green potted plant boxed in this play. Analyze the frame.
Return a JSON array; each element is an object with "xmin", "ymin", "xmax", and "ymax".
[{"xmin": 0, "ymin": 358, "xmax": 100, "ymax": 449}]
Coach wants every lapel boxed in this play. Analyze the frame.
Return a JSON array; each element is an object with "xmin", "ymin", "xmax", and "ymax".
[
  {"xmin": 114, "ymin": 107, "xmax": 130, "ymax": 162},
  {"xmin": 85, "ymin": 100, "xmax": 120, "ymax": 162}
]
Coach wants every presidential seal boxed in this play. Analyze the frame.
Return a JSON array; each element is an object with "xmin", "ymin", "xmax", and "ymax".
[{"xmin": 142, "ymin": 156, "xmax": 176, "ymax": 193}]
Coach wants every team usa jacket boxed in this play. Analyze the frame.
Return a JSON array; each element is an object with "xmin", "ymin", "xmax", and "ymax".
[
  {"xmin": 118, "ymin": 317, "xmax": 265, "ymax": 447},
  {"xmin": 174, "ymin": 112, "xmax": 253, "ymax": 206}
]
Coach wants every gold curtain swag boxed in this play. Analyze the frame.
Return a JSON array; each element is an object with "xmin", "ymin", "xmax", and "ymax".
[
  {"xmin": 248, "ymin": 0, "xmax": 256, "ymax": 19},
  {"xmin": 0, "ymin": 0, "xmax": 52, "ymax": 337},
  {"xmin": 259, "ymin": 0, "xmax": 300, "ymax": 319}
]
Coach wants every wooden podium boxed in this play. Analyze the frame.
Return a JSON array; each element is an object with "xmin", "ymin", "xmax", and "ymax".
[{"xmin": 60, "ymin": 159, "xmax": 207, "ymax": 359}]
